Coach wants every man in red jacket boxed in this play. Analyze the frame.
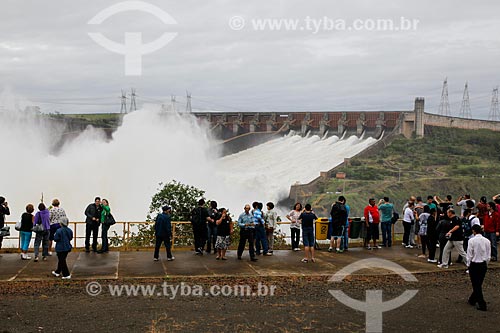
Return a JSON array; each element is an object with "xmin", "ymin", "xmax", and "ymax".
[
  {"xmin": 483, "ymin": 202, "xmax": 500, "ymax": 261},
  {"xmin": 364, "ymin": 198, "xmax": 381, "ymax": 250}
]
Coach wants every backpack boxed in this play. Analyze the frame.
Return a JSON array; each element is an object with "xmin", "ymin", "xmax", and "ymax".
[
  {"xmin": 190, "ymin": 207, "xmax": 202, "ymax": 225},
  {"xmin": 462, "ymin": 216, "xmax": 473, "ymax": 237},
  {"xmin": 330, "ymin": 202, "xmax": 347, "ymax": 225},
  {"xmin": 391, "ymin": 212, "xmax": 399, "ymax": 224}
]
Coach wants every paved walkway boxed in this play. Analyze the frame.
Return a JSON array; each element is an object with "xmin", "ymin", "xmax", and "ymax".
[{"xmin": 1, "ymin": 246, "xmax": 493, "ymax": 281}]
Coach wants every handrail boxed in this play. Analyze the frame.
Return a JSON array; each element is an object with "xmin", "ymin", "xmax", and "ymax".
[{"xmin": 2, "ymin": 220, "xmax": 402, "ymax": 250}]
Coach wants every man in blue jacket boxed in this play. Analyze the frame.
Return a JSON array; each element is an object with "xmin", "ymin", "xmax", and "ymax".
[{"xmin": 154, "ymin": 206, "xmax": 174, "ymax": 261}]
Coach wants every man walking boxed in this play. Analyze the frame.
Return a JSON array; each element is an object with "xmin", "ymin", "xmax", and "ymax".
[
  {"xmin": 438, "ymin": 209, "xmax": 467, "ymax": 268},
  {"xmin": 84, "ymin": 197, "xmax": 102, "ymax": 253},
  {"xmin": 378, "ymin": 197, "xmax": 394, "ymax": 247},
  {"xmin": 364, "ymin": 198, "xmax": 381, "ymax": 249},
  {"xmin": 237, "ymin": 204, "xmax": 257, "ymax": 261},
  {"xmin": 466, "ymin": 224, "xmax": 491, "ymax": 311},
  {"xmin": 154, "ymin": 206, "xmax": 174, "ymax": 261}
]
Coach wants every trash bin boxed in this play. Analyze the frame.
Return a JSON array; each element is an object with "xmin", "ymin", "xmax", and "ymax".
[
  {"xmin": 349, "ymin": 217, "xmax": 363, "ymax": 239},
  {"xmin": 315, "ymin": 218, "xmax": 329, "ymax": 240}
]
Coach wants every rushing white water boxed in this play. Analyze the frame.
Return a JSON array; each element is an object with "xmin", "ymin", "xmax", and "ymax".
[
  {"xmin": 217, "ymin": 132, "xmax": 378, "ymax": 207},
  {"xmin": 0, "ymin": 95, "xmax": 378, "ymax": 225}
]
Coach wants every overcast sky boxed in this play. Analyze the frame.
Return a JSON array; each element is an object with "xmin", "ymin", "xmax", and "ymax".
[{"xmin": 1, "ymin": 0, "xmax": 500, "ymax": 118}]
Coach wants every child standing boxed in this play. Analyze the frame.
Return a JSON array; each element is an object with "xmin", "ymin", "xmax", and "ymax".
[{"xmin": 52, "ymin": 216, "xmax": 73, "ymax": 279}]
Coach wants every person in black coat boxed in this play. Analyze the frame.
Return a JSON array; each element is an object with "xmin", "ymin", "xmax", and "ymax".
[
  {"xmin": 84, "ymin": 197, "xmax": 103, "ymax": 253},
  {"xmin": 190, "ymin": 199, "xmax": 211, "ymax": 255},
  {"xmin": 0, "ymin": 196, "xmax": 10, "ymax": 252},
  {"xmin": 154, "ymin": 206, "xmax": 174, "ymax": 261}
]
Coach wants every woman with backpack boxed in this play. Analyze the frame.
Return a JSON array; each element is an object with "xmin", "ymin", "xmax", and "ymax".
[{"xmin": 33, "ymin": 203, "xmax": 50, "ymax": 262}]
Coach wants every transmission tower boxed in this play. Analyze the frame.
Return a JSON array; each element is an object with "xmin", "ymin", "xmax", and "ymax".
[
  {"xmin": 459, "ymin": 82, "xmax": 472, "ymax": 119},
  {"xmin": 438, "ymin": 77, "xmax": 451, "ymax": 116},
  {"xmin": 489, "ymin": 87, "xmax": 499, "ymax": 121},
  {"xmin": 120, "ymin": 89, "xmax": 127, "ymax": 113},
  {"xmin": 129, "ymin": 88, "xmax": 137, "ymax": 113},
  {"xmin": 170, "ymin": 95, "xmax": 176, "ymax": 112},
  {"xmin": 186, "ymin": 91, "xmax": 192, "ymax": 113}
]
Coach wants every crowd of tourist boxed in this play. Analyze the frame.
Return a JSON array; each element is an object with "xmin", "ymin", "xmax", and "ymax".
[
  {"xmin": 0, "ymin": 196, "xmax": 115, "ymax": 279},
  {"xmin": 1, "ymin": 192, "xmax": 498, "ymax": 302}
]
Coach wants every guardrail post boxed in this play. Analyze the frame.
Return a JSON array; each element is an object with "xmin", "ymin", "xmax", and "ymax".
[
  {"xmin": 123, "ymin": 222, "xmax": 127, "ymax": 250},
  {"xmin": 171, "ymin": 222, "xmax": 176, "ymax": 250}
]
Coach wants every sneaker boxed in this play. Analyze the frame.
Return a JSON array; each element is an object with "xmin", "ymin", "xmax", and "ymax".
[
  {"xmin": 51, "ymin": 271, "xmax": 60, "ymax": 277},
  {"xmin": 153, "ymin": 258, "xmax": 159, "ymax": 261},
  {"xmin": 250, "ymin": 257, "xmax": 258, "ymax": 262},
  {"xmin": 301, "ymin": 258, "xmax": 308, "ymax": 263},
  {"xmin": 405, "ymin": 245, "xmax": 414, "ymax": 249},
  {"xmin": 366, "ymin": 246, "xmax": 372, "ymax": 250},
  {"xmin": 375, "ymin": 245, "xmax": 382, "ymax": 249},
  {"xmin": 310, "ymin": 258, "xmax": 316, "ymax": 263},
  {"xmin": 437, "ymin": 263, "xmax": 449, "ymax": 269},
  {"xmin": 328, "ymin": 247, "xmax": 333, "ymax": 252},
  {"xmin": 265, "ymin": 253, "xmax": 273, "ymax": 256},
  {"xmin": 402, "ymin": 243, "xmax": 407, "ymax": 246},
  {"xmin": 42, "ymin": 256, "xmax": 47, "ymax": 261},
  {"xmin": 25, "ymin": 255, "xmax": 32, "ymax": 260},
  {"xmin": 167, "ymin": 257, "xmax": 175, "ymax": 261},
  {"xmin": 336, "ymin": 249, "xmax": 343, "ymax": 253},
  {"xmin": 34, "ymin": 256, "xmax": 39, "ymax": 262},
  {"xmin": 427, "ymin": 259, "xmax": 437, "ymax": 263},
  {"xmin": 61, "ymin": 275, "xmax": 71, "ymax": 280},
  {"xmin": 48, "ymin": 252, "xmax": 53, "ymax": 256},
  {"xmin": 417, "ymin": 254, "xmax": 426, "ymax": 258},
  {"xmin": 294, "ymin": 248, "xmax": 300, "ymax": 251}
]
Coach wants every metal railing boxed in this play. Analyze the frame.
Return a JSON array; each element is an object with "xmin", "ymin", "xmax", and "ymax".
[{"xmin": 1, "ymin": 220, "xmax": 402, "ymax": 250}]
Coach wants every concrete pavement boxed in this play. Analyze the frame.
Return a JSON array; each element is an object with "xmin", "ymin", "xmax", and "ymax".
[{"xmin": 0, "ymin": 245, "xmax": 489, "ymax": 281}]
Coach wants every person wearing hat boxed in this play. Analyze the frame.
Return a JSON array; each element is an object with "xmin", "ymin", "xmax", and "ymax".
[
  {"xmin": 52, "ymin": 216, "xmax": 73, "ymax": 279},
  {"xmin": 154, "ymin": 205, "xmax": 174, "ymax": 261}
]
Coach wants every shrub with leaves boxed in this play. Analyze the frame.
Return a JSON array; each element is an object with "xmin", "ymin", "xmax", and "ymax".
[{"xmin": 110, "ymin": 180, "xmax": 206, "ymax": 248}]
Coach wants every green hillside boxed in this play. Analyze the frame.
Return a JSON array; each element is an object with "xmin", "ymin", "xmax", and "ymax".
[{"xmin": 307, "ymin": 126, "xmax": 500, "ymax": 217}]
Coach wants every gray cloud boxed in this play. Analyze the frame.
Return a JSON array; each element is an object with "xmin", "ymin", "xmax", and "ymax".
[{"xmin": 1, "ymin": 0, "xmax": 499, "ymax": 118}]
